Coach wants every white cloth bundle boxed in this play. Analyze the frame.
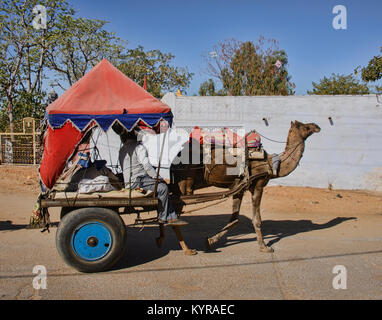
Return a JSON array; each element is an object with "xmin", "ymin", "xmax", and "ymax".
[{"xmin": 78, "ymin": 175, "xmax": 116, "ymax": 194}]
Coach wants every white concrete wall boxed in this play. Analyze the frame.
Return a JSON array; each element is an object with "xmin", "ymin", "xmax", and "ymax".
[{"xmin": 162, "ymin": 93, "xmax": 382, "ymax": 191}]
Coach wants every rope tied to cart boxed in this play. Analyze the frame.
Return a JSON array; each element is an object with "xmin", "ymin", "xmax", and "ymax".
[{"xmin": 29, "ymin": 192, "xmax": 51, "ymax": 232}]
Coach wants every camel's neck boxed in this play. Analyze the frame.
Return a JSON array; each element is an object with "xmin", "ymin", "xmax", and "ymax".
[{"xmin": 277, "ymin": 128, "xmax": 305, "ymax": 178}]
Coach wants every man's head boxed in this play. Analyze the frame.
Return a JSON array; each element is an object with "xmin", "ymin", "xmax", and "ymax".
[
  {"xmin": 135, "ymin": 127, "xmax": 156, "ymax": 142},
  {"xmin": 112, "ymin": 122, "xmax": 138, "ymax": 143}
]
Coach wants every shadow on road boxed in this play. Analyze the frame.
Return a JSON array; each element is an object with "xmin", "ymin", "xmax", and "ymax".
[
  {"xmin": 113, "ymin": 214, "xmax": 356, "ymax": 271},
  {"xmin": 263, "ymin": 217, "xmax": 357, "ymax": 247},
  {"xmin": 0, "ymin": 220, "xmax": 59, "ymax": 231},
  {"xmin": 0, "ymin": 220, "xmax": 28, "ymax": 231}
]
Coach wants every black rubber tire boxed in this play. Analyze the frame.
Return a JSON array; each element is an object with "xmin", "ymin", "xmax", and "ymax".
[
  {"xmin": 56, "ymin": 207, "xmax": 127, "ymax": 273},
  {"xmin": 60, "ymin": 207, "xmax": 118, "ymax": 219},
  {"xmin": 60, "ymin": 207, "xmax": 76, "ymax": 219}
]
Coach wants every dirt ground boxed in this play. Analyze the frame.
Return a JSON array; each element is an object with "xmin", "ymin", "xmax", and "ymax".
[
  {"xmin": 0, "ymin": 165, "xmax": 41, "ymax": 195},
  {"xmin": 0, "ymin": 165, "xmax": 381, "ymax": 300}
]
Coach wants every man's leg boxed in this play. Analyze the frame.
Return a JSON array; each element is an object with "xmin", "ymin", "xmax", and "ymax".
[
  {"xmin": 138, "ymin": 176, "xmax": 178, "ymax": 222},
  {"xmin": 156, "ymin": 182, "xmax": 178, "ymax": 222}
]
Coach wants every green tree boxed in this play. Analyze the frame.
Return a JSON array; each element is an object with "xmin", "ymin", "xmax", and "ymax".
[
  {"xmin": 118, "ymin": 46, "xmax": 193, "ymax": 98},
  {"xmin": 46, "ymin": 15, "xmax": 126, "ymax": 90},
  {"xmin": 0, "ymin": 0, "xmax": 193, "ymax": 133},
  {"xmin": 356, "ymin": 47, "xmax": 382, "ymax": 93},
  {"xmin": 199, "ymin": 78, "xmax": 216, "ymax": 96},
  {"xmin": 307, "ymin": 73, "xmax": 370, "ymax": 95},
  {"xmin": 199, "ymin": 78, "xmax": 226, "ymax": 96},
  {"xmin": 0, "ymin": 0, "xmax": 73, "ymax": 132},
  {"xmin": 201, "ymin": 37, "xmax": 295, "ymax": 96},
  {"xmin": 0, "ymin": 89, "xmax": 46, "ymax": 132}
]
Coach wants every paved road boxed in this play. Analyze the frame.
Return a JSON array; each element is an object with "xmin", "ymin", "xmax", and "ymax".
[{"xmin": 0, "ymin": 192, "xmax": 381, "ymax": 300}]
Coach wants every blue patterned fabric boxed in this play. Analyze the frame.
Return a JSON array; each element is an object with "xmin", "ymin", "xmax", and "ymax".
[{"xmin": 45, "ymin": 112, "xmax": 173, "ymax": 132}]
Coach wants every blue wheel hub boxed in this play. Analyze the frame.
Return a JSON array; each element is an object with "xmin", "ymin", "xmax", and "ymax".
[{"xmin": 71, "ymin": 222, "xmax": 113, "ymax": 261}]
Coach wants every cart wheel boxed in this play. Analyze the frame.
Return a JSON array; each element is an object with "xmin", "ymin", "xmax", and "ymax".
[
  {"xmin": 60, "ymin": 207, "xmax": 75, "ymax": 219},
  {"xmin": 56, "ymin": 207, "xmax": 127, "ymax": 273}
]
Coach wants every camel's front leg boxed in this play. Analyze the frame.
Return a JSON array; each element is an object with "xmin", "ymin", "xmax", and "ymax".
[
  {"xmin": 250, "ymin": 185, "xmax": 274, "ymax": 253},
  {"xmin": 206, "ymin": 191, "xmax": 243, "ymax": 250}
]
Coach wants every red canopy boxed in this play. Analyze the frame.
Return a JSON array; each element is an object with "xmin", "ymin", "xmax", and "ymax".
[
  {"xmin": 40, "ymin": 59, "xmax": 173, "ymax": 190},
  {"xmin": 46, "ymin": 58, "xmax": 171, "ymax": 115}
]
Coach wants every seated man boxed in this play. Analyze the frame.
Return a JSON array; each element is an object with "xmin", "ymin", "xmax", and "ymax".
[{"xmin": 118, "ymin": 130, "xmax": 186, "ymax": 226}]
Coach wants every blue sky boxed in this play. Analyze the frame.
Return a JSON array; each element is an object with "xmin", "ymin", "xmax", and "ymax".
[{"xmin": 70, "ymin": 0, "xmax": 382, "ymax": 95}]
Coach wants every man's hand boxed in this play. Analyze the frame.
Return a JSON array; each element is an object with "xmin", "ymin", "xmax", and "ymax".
[{"xmin": 162, "ymin": 178, "xmax": 171, "ymax": 185}]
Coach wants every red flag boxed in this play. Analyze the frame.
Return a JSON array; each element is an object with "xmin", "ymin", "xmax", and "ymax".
[{"xmin": 143, "ymin": 75, "xmax": 147, "ymax": 90}]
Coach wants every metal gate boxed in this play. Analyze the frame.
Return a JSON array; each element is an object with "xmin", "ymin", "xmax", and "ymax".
[{"xmin": 0, "ymin": 118, "xmax": 41, "ymax": 165}]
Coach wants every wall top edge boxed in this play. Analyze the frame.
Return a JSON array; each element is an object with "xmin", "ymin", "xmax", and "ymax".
[{"xmin": 165, "ymin": 94, "xmax": 378, "ymax": 99}]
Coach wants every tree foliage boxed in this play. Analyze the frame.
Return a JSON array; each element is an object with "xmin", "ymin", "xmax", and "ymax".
[
  {"xmin": 199, "ymin": 78, "xmax": 226, "ymax": 96},
  {"xmin": 0, "ymin": 89, "xmax": 46, "ymax": 131},
  {"xmin": 201, "ymin": 37, "xmax": 295, "ymax": 96},
  {"xmin": 46, "ymin": 15, "xmax": 126, "ymax": 90},
  {"xmin": 118, "ymin": 46, "xmax": 193, "ymax": 98},
  {"xmin": 0, "ymin": 0, "xmax": 193, "ymax": 132},
  {"xmin": 360, "ymin": 47, "xmax": 382, "ymax": 82},
  {"xmin": 356, "ymin": 47, "xmax": 382, "ymax": 93},
  {"xmin": 307, "ymin": 73, "xmax": 370, "ymax": 95},
  {"xmin": 0, "ymin": 0, "xmax": 73, "ymax": 132}
]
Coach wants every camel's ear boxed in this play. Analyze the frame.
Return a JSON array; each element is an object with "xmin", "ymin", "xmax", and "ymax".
[{"xmin": 294, "ymin": 120, "xmax": 303, "ymax": 127}]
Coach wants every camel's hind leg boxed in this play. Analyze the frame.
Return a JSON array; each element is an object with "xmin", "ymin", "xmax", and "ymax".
[
  {"xmin": 156, "ymin": 224, "xmax": 197, "ymax": 255},
  {"xmin": 205, "ymin": 191, "xmax": 244, "ymax": 250},
  {"xmin": 172, "ymin": 226, "xmax": 197, "ymax": 255},
  {"xmin": 156, "ymin": 224, "xmax": 166, "ymax": 248},
  {"xmin": 250, "ymin": 180, "xmax": 273, "ymax": 253}
]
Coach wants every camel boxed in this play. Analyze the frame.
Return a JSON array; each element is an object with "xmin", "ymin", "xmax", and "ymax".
[{"xmin": 170, "ymin": 120, "xmax": 321, "ymax": 253}]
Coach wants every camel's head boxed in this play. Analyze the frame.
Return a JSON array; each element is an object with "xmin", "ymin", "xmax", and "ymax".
[{"xmin": 291, "ymin": 121, "xmax": 321, "ymax": 139}]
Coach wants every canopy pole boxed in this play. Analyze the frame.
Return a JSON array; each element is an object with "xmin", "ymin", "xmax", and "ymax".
[{"xmin": 153, "ymin": 128, "xmax": 168, "ymax": 197}]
